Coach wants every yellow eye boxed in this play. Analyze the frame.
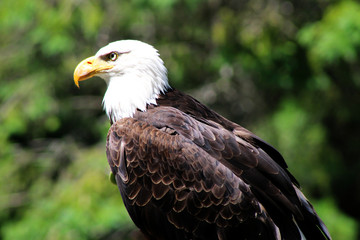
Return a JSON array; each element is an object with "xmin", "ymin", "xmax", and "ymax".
[{"xmin": 108, "ymin": 52, "xmax": 118, "ymax": 61}]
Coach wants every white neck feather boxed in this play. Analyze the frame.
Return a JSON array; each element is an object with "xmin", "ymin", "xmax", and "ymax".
[{"xmin": 103, "ymin": 73, "xmax": 168, "ymax": 122}]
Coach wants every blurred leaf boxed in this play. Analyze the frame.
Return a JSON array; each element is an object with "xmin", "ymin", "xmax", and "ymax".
[
  {"xmin": 2, "ymin": 145, "xmax": 134, "ymax": 240},
  {"xmin": 313, "ymin": 198, "xmax": 357, "ymax": 240},
  {"xmin": 298, "ymin": 1, "xmax": 360, "ymax": 64}
]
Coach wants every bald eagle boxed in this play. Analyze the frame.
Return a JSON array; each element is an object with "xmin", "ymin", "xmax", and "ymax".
[{"xmin": 73, "ymin": 40, "xmax": 331, "ymax": 240}]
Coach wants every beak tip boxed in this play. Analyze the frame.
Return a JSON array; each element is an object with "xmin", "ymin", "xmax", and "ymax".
[
  {"xmin": 74, "ymin": 80, "xmax": 80, "ymax": 88},
  {"xmin": 74, "ymin": 75, "xmax": 80, "ymax": 88}
]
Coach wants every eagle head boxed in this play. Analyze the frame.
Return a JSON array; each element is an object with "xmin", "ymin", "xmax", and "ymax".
[{"xmin": 73, "ymin": 40, "xmax": 170, "ymax": 122}]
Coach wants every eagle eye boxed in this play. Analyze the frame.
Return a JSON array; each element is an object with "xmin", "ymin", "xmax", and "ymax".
[{"xmin": 108, "ymin": 52, "xmax": 118, "ymax": 61}]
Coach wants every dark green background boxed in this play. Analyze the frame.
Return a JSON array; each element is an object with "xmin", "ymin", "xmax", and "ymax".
[{"xmin": 1, "ymin": 0, "xmax": 359, "ymax": 239}]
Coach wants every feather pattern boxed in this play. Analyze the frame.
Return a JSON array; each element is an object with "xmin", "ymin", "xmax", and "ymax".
[{"xmin": 106, "ymin": 89, "xmax": 331, "ymax": 240}]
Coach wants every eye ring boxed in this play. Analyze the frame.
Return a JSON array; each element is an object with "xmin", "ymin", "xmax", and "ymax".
[{"xmin": 108, "ymin": 52, "xmax": 118, "ymax": 61}]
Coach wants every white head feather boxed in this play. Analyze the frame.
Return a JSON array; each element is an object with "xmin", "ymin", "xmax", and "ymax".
[{"xmin": 94, "ymin": 40, "xmax": 170, "ymax": 122}]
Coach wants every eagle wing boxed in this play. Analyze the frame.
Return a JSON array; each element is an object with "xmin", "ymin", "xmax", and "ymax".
[{"xmin": 106, "ymin": 106, "xmax": 330, "ymax": 240}]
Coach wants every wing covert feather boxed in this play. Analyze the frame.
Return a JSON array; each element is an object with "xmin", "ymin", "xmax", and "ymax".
[
  {"xmin": 133, "ymin": 107, "xmax": 300, "ymax": 216},
  {"xmin": 107, "ymin": 115, "xmax": 279, "ymax": 239},
  {"xmin": 105, "ymin": 105, "xmax": 329, "ymax": 240}
]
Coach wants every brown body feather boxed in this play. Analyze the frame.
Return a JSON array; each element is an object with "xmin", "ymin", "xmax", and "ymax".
[{"xmin": 106, "ymin": 88, "xmax": 331, "ymax": 240}]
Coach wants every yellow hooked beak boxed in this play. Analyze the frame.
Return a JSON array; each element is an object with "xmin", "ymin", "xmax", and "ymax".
[{"xmin": 73, "ymin": 56, "xmax": 114, "ymax": 88}]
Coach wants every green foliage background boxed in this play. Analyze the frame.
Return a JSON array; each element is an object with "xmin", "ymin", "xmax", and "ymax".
[{"xmin": 1, "ymin": 0, "xmax": 359, "ymax": 239}]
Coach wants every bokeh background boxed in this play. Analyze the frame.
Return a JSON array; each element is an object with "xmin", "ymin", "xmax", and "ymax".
[{"xmin": 1, "ymin": 0, "xmax": 360, "ymax": 239}]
